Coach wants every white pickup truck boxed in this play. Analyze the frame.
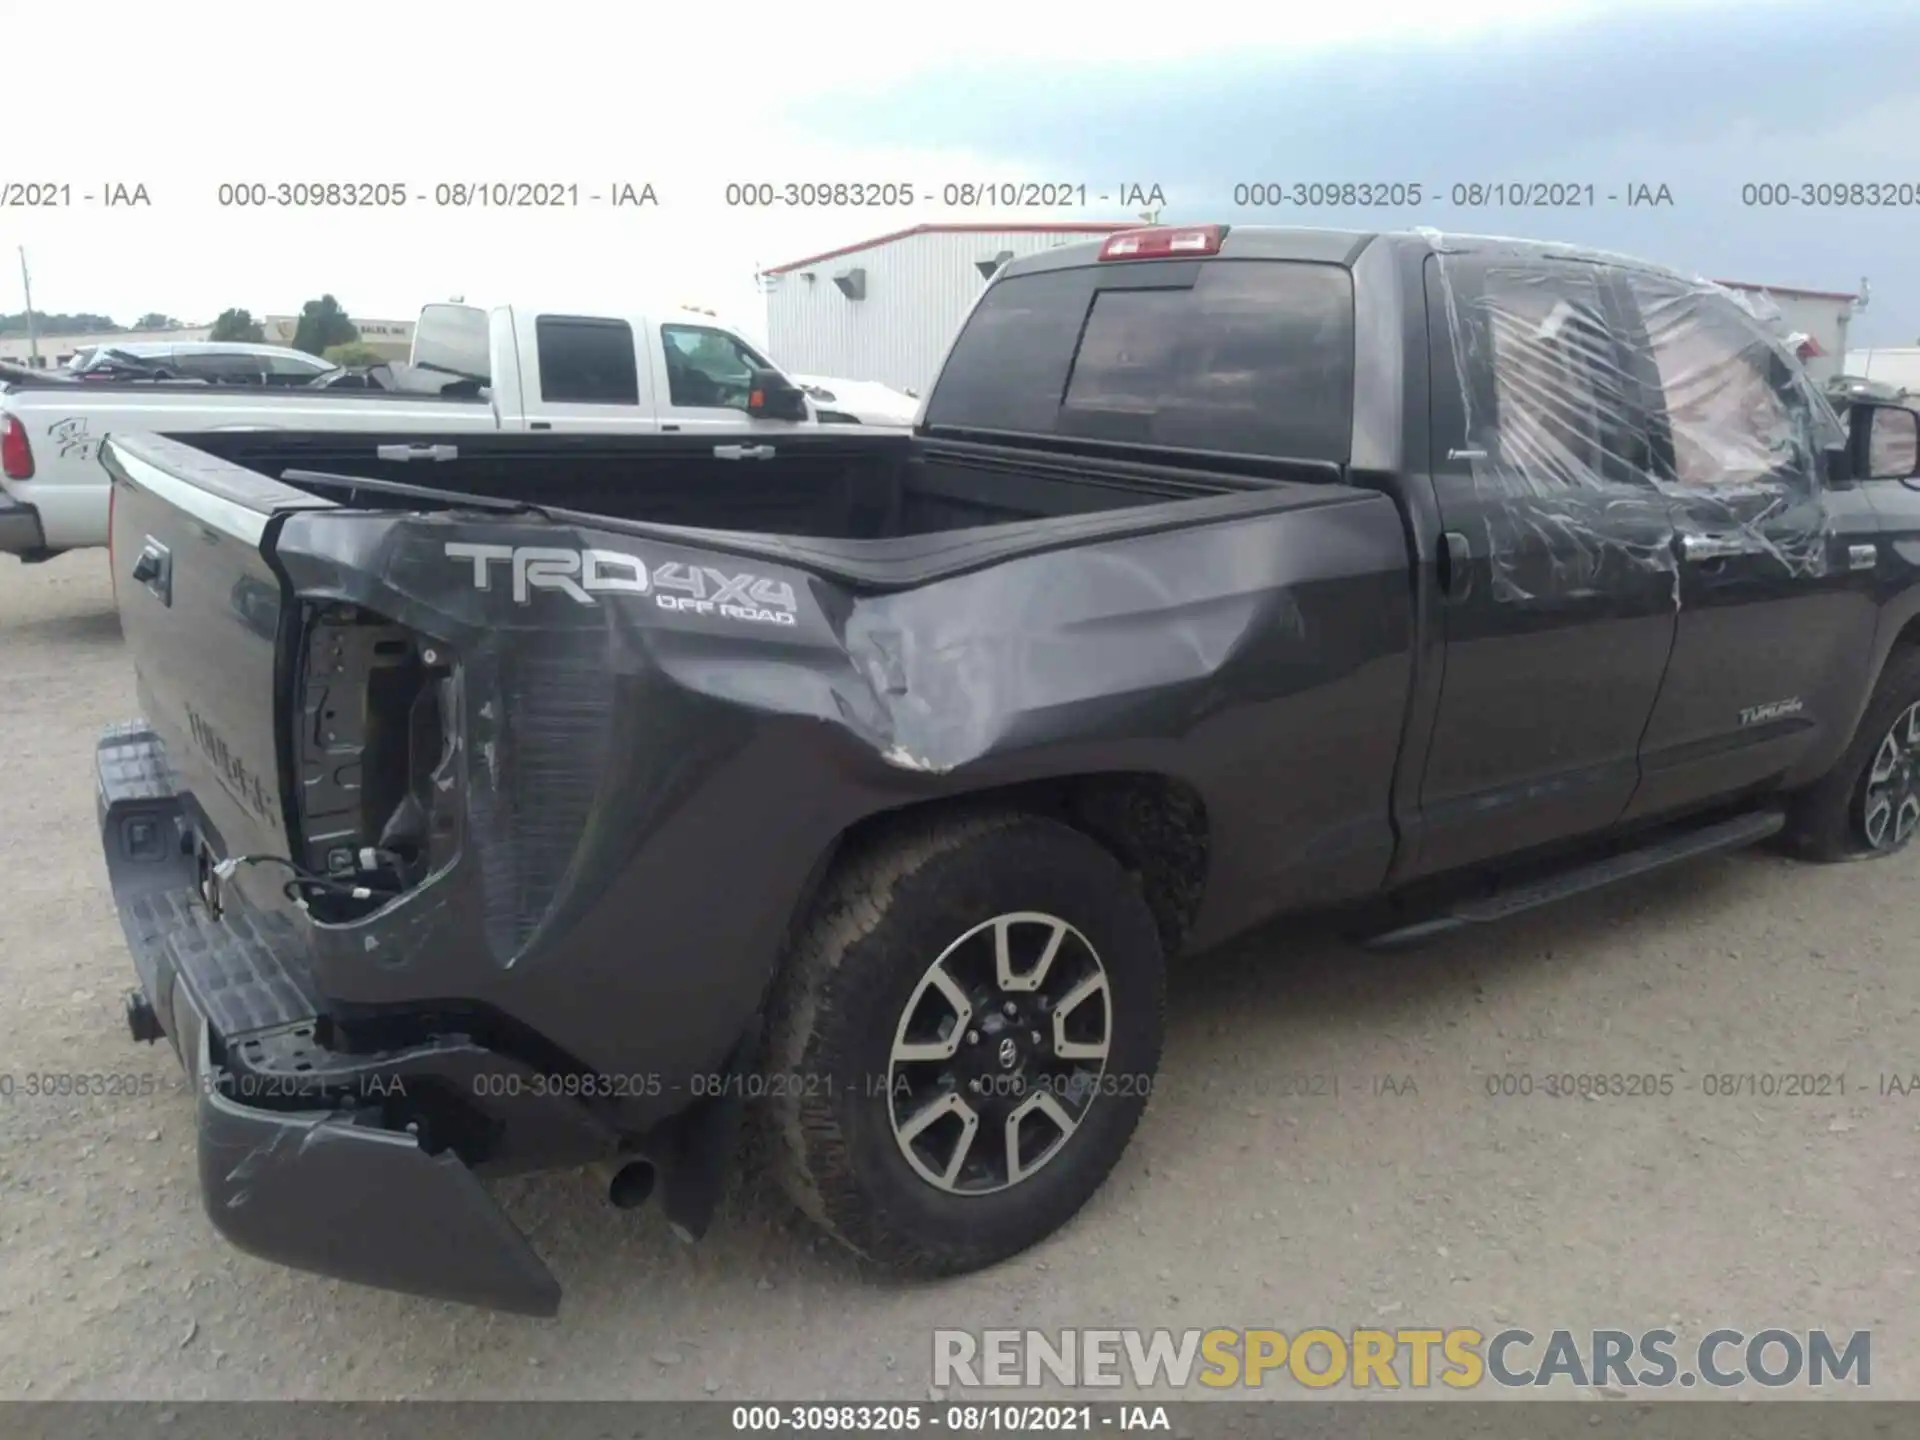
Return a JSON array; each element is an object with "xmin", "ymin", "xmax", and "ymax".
[{"xmin": 0, "ymin": 302, "xmax": 913, "ymax": 559}]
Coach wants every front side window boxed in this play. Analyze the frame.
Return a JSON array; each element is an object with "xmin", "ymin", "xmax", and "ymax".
[
  {"xmin": 1629, "ymin": 280, "xmax": 1820, "ymax": 491},
  {"xmin": 661, "ymin": 324, "xmax": 767, "ymax": 410}
]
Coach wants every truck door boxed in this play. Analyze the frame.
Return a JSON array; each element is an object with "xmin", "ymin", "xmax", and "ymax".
[
  {"xmin": 515, "ymin": 314, "xmax": 663, "ymax": 434},
  {"xmin": 653, "ymin": 323, "xmax": 812, "ymax": 435},
  {"xmin": 1406, "ymin": 253, "xmax": 1680, "ymax": 878},
  {"xmin": 1615, "ymin": 276, "xmax": 1880, "ymax": 823}
]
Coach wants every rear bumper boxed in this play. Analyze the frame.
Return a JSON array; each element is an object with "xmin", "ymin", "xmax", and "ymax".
[
  {"xmin": 0, "ymin": 489, "xmax": 46, "ymax": 554},
  {"xmin": 96, "ymin": 722, "xmax": 567, "ymax": 1317}
]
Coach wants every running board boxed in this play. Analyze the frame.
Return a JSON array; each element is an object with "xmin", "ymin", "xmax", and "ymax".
[{"xmin": 1362, "ymin": 808, "xmax": 1785, "ymax": 950}]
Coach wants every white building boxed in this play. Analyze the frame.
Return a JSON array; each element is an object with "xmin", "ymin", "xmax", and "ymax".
[{"xmin": 761, "ymin": 223, "xmax": 1132, "ymax": 395}]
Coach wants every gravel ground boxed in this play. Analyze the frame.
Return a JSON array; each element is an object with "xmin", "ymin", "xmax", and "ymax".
[{"xmin": 1, "ymin": 549, "xmax": 1915, "ymax": 1402}]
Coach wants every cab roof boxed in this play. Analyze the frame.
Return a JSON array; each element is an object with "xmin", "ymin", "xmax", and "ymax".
[{"xmin": 996, "ymin": 226, "xmax": 1697, "ymax": 288}]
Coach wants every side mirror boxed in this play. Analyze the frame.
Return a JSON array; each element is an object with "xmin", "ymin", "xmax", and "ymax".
[
  {"xmin": 744, "ymin": 368, "xmax": 808, "ymax": 422},
  {"xmin": 1851, "ymin": 401, "xmax": 1920, "ymax": 483}
]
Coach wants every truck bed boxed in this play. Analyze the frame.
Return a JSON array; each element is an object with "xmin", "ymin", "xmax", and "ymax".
[
  {"xmin": 103, "ymin": 423, "xmax": 1400, "ymax": 905},
  {"xmin": 102, "ymin": 422, "xmax": 1408, "ymax": 1082},
  {"xmin": 172, "ymin": 428, "xmax": 1344, "ymax": 585}
]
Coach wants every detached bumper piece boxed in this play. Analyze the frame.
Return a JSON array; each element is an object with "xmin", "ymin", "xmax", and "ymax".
[{"xmin": 96, "ymin": 722, "xmax": 564, "ymax": 1317}]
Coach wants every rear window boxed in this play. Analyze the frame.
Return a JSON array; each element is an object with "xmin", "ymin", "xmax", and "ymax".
[
  {"xmin": 535, "ymin": 316, "xmax": 640, "ymax": 405},
  {"xmin": 924, "ymin": 260, "xmax": 1354, "ymax": 461}
]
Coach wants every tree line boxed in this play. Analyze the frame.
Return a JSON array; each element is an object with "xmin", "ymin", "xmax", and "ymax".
[
  {"xmin": 210, "ymin": 295, "xmax": 378, "ymax": 363},
  {"xmin": 8, "ymin": 295, "xmax": 385, "ymax": 366}
]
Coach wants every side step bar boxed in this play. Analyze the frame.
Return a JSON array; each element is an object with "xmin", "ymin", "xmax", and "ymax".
[{"xmin": 1363, "ymin": 808, "xmax": 1785, "ymax": 950}]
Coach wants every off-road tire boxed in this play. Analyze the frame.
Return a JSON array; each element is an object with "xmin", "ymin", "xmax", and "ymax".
[
  {"xmin": 766, "ymin": 811, "xmax": 1165, "ymax": 1275},
  {"xmin": 1785, "ymin": 648, "xmax": 1920, "ymax": 862}
]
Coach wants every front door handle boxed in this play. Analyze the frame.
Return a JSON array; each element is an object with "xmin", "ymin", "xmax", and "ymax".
[
  {"xmin": 714, "ymin": 444, "xmax": 776, "ymax": 461},
  {"xmin": 1676, "ymin": 532, "xmax": 1766, "ymax": 563}
]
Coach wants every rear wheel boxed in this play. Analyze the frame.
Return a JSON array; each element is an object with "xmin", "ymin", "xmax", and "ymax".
[
  {"xmin": 1786, "ymin": 649, "xmax": 1920, "ymax": 861},
  {"xmin": 767, "ymin": 812, "xmax": 1165, "ymax": 1274}
]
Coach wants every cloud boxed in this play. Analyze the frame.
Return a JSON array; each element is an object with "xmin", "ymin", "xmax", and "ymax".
[{"xmin": 781, "ymin": 0, "xmax": 1920, "ymax": 344}]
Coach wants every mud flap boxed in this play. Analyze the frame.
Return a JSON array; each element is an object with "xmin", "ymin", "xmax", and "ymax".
[{"xmin": 659, "ymin": 1018, "xmax": 762, "ymax": 1242}]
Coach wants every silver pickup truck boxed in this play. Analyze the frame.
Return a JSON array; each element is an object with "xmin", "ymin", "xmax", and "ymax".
[{"xmin": 0, "ymin": 302, "xmax": 907, "ymax": 560}]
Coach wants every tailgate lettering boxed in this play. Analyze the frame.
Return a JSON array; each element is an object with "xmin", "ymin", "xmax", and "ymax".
[{"xmin": 186, "ymin": 705, "xmax": 276, "ymax": 821}]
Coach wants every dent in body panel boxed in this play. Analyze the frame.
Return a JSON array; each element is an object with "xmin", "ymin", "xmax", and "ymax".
[{"xmin": 268, "ymin": 495, "xmax": 1412, "ymax": 1077}]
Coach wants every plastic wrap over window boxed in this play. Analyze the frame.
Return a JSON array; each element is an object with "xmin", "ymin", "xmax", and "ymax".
[{"xmin": 1422, "ymin": 230, "xmax": 1843, "ymax": 605}]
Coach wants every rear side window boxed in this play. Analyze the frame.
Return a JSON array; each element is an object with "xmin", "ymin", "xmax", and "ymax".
[
  {"xmin": 1478, "ymin": 267, "xmax": 1622, "ymax": 487},
  {"xmin": 925, "ymin": 260, "xmax": 1354, "ymax": 461},
  {"xmin": 536, "ymin": 316, "xmax": 639, "ymax": 405}
]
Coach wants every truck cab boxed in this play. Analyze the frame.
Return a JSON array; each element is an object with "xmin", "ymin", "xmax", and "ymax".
[{"xmin": 413, "ymin": 302, "xmax": 821, "ymax": 436}]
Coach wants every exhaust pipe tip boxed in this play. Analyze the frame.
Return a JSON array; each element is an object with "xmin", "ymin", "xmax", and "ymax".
[{"xmin": 608, "ymin": 1160, "xmax": 657, "ymax": 1211}]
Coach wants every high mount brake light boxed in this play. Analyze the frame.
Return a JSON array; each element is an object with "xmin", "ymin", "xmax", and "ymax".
[{"xmin": 1097, "ymin": 224, "xmax": 1227, "ymax": 262}]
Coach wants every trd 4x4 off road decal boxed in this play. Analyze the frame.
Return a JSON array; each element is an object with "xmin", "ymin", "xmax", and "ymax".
[{"xmin": 444, "ymin": 543, "xmax": 799, "ymax": 627}]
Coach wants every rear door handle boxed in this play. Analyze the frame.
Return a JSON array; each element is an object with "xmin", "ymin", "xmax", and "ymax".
[
  {"xmin": 374, "ymin": 443, "xmax": 459, "ymax": 462},
  {"xmin": 714, "ymin": 444, "xmax": 776, "ymax": 461},
  {"xmin": 131, "ymin": 537, "xmax": 171, "ymax": 606}
]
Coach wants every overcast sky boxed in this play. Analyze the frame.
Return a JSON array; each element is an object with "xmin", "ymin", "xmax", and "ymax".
[{"xmin": 7, "ymin": 0, "xmax": 1915, "ymax": 348}]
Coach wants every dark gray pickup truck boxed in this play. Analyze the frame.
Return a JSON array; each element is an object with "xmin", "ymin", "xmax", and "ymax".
[{"xmin": 95, "ymin": 225, "xmax": 1920, "ymax": 1316}]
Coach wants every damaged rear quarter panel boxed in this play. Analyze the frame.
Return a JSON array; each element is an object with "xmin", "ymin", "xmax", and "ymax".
[{"xmin": 270, "ymin": 489, "xmax": 1412, "ymax": 1101}]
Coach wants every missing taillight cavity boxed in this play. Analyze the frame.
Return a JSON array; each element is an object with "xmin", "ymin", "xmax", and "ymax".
[
  {"xmin": 1097, "ymin": 224, "xmax": 1227, "ymax": 262},
  {"xmin": 294, "ymin": 606, "xmax": 461, "ymax": 921}
]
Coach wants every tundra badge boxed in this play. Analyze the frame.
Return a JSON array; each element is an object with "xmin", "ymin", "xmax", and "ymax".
[{"xmin": 1739, "ymin": 697, "xmax": 1804, "ymax": 727}]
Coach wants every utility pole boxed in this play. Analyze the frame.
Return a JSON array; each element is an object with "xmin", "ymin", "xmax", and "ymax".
[{"xmin": 18, "ymin": 247, "xmax": 40, "ymax": 368}]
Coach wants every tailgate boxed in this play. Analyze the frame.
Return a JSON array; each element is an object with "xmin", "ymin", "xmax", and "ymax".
[{"xmin": 103, "ymin": 434, "xmax": 332, "ymax": 883}]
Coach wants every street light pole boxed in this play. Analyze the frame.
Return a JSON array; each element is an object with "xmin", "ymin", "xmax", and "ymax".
[{"xmin": 18, "ymin": 247, "xmax": 40, "ymax": 367}]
